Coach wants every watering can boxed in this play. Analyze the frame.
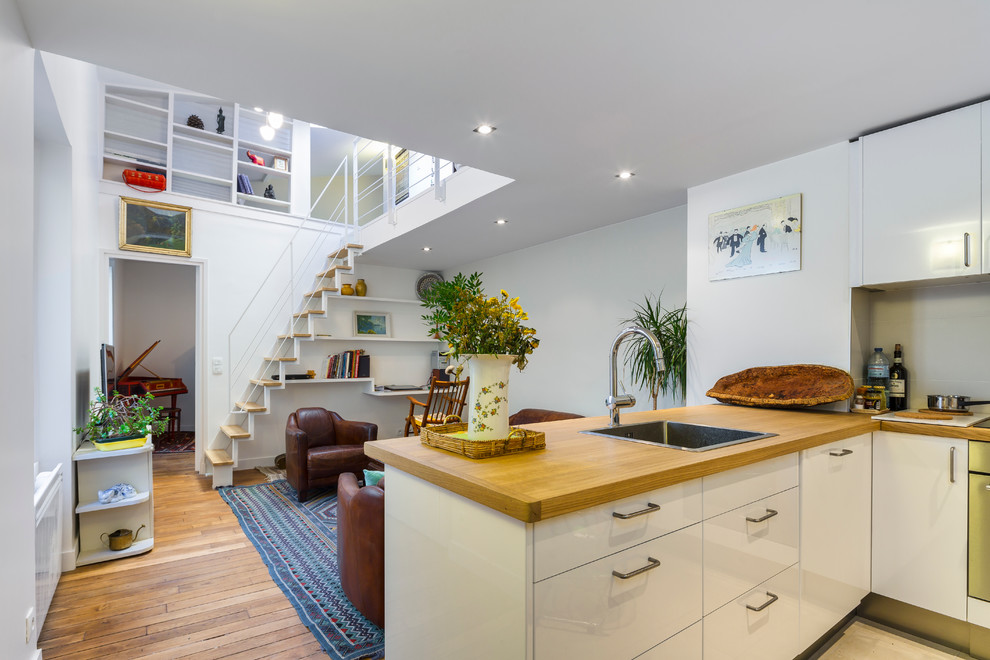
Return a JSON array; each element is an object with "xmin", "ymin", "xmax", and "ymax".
[{"xmin": 101, "ymin": 524, "xmax": 146, "ymax": 551}]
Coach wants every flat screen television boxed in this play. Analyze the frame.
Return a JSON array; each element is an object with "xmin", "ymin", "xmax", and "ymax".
[{"xmin": 100, "ymin": 344, "xmax": 116, "ymax": 397}]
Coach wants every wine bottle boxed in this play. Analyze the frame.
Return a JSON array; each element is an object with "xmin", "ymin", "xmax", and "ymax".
[{"xmin": 888, "ymin": 343, "xmax": 909, "ymax": 411}]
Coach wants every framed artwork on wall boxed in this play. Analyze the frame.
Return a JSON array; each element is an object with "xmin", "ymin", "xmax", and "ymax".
[
  {"xmin": 273, "ymin": 156, "xmax": 289, "ymax": 172},
  {"xmin": 119, "ymin": 196, "xmax": 192, "ymax": 257},
  {"xmin": 708, "ymin": 193, "xmax": 802, "ymax": 281},
  {"xmin": 353, "ymin": 312, "xmax": 391, "ymax": 337}
]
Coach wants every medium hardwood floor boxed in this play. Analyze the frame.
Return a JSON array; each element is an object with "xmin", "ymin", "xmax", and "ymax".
[{"xmin": 39, "ymin": 452, "xmax": 328, "ymax": 659}]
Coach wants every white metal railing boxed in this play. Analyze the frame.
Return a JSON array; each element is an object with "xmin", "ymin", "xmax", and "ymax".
[{"xmin": 224, "ymin": 139, "xmax": 457, "ymax": 430}]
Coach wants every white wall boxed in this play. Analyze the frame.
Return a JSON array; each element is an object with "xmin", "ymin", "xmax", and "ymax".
[
  {"xmin": 685, "ymin": 143, "xmax": 852, "ymax": 406},
  {"xmin": 449, "ymin": 206, "xmax": 688, "ymax": 418},
  {"xmin": 0, "ymin": 0, "xmax": 41, "ymax": 656},
  {"xmin": 867, "ymin": 281, "xmax": 990, "ymax": 409},
  {"xmin": 114, "ymin": 259, "xmax": 197, "ymax": 429}
]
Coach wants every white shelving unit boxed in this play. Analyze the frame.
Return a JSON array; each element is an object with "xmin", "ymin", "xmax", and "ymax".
[
  {"xmin": 102, "ymin": 85, "xmax": 295, "ymax": 213},
  {"xmin": 73, "ymin": 438, "xmax": 154, "ymax": 566}
]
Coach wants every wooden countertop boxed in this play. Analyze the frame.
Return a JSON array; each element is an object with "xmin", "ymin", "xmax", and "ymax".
[{"xmin": 366, "ymin": 405, "xmax": 990, "ymax": 524}]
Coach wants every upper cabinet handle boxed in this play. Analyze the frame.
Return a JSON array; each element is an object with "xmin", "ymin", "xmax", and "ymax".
[
  {"xmin": 746, "ymin": 591, "xmax": 779, "ymax": 612},
  {"xmin": 746, "ymin": 508, "xmax": 778, "ymax": 523},
  {"xmin": 950, "ymin": 446, "xmax": 957, "ymax": 483},
  {"xmin": 829, "ymin": 448, "xmax": 853, "ymax": 457},
  {"xmin": 964, "ymin": 233, "xmax": 972, "ymax": 267},
  {"xmin": 612, "ymin": 556, "xmax": 661, "ymax": 580},
  {"xmin": 612, "ymin": 502, "xmax": 661, "ymax": 520}
]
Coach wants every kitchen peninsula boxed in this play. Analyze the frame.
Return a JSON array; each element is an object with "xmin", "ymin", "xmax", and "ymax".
[{"xmin": 367, "ymin": 404, "xmax": 990, "ymax": 660}]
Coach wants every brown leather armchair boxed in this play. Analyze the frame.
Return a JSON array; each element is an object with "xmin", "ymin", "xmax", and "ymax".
[
  {"xmin": 337, "ymin": 472, "xmax": 384, "ymax": 628},
  {"xmin": 285, "ymin": 408, "xmax": 378, "ymax": 502}
]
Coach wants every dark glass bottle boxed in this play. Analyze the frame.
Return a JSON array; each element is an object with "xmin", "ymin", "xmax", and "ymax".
[{"xmin": 888, "ymin": 343, "xmax": 909, "ymax": 411}]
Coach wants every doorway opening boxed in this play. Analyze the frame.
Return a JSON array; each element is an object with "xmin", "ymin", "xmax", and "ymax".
[{"xmin": 108, "ymin": 255, "xmax": 203, "ymax": 461}]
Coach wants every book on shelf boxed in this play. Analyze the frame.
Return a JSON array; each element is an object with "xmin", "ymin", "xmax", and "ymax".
[
  {"xmin": 324, "ymin": 349, "xmax": 368, "ymax": 379},
  {"xmin": 237, "ymin": 173, "xmax": 254, "ymax": 195}
]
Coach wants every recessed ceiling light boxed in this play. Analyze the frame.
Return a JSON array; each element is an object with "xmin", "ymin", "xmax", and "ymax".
[
  {"xmin": 422, "ymin": 246, "xmax": 432, "ymax": 252},
  {"xmin": 473, "ymin": 124, "xmax": 496, "ymax": 135},
  {"xmin": 494, "ymin": 218, "xmax": 508, "ymax": 225},
  {"xmin": 616, "ymin": 171, "xmax": 635, "ymax": 179}
]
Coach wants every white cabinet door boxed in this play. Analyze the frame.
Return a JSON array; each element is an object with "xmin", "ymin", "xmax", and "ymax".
[
  {"xmin": 703, "ymin": 564, "xmax": 800, "ymax": 660},
  {"xmin": 872, "ymin": 431, "xmax": 968, "ymax": 620},
  {"xmin": 799, "ymin": 433, "xmax": 872, "ymax": 649},
  {"xmin": 862, "ymin": 104, "xmax": 982, "ymax": 285},
  {"xmin": 982, "ymin": 103, "xmax": 990, "ymax": 274},
  {"xmin": 534, "ymin": 524, "xmax": 702, "ymax": 660}
]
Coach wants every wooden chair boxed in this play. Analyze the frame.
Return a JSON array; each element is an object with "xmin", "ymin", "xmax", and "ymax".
[{"xmin": 403, "ymin": 376, "xmax": 470, "ymax": 436}]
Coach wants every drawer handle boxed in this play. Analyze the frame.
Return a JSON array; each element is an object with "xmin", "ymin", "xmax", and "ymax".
[
  {"xmin": 829, "ymin": 449, "xmax": 853, "ymax": 457},
  {"xmin": 746, "ymin": 508, "xmax": 778, "ymax": 523},
  {"xmin": 612, "ymin": 556, "xmax": 661, "ymax": 580},
  {"xmin": 612, "ymin": 502, "xmax": 661, "ymax": 520},
  {"xmin": 746, "ymin": 591, "xmax": 779, "ymax": 612}
]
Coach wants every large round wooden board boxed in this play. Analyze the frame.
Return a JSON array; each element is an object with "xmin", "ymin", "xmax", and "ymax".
[{"xmin": 706, "ymin": 364, "xmax": 854, "ymax": 408}]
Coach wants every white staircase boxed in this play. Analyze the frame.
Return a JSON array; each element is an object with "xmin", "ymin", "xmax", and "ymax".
[{"xmin": 206, "ymin": 243, "xmax": 364, "ymax": 487}]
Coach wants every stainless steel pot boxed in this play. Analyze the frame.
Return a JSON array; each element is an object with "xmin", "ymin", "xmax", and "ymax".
[{"xmin": 927, "ymin": 394, "xmax": 990, "ymax": 412}]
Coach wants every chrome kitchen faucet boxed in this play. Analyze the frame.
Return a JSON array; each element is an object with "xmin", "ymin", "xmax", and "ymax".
[{"xmin": 607, "ymin": 326, "xmax": 665, "ymax": 427}]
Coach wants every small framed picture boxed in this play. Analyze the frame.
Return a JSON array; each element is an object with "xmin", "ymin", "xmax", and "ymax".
[
  {"xmin": 119, "ymin": 196, "xmax": 192, "ymax": 257},
  {"xmin": 353, "ymin": 312, "xmax": 391, "ymax": 337},
  {"xmin": 273, "ymin": 156, "xmax": 289, "ymax": 172}
]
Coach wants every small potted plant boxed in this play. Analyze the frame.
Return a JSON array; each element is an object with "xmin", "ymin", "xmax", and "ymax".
[{"xmin": 75, "ymin": 387, "xmax": 167, "ymax": 451}]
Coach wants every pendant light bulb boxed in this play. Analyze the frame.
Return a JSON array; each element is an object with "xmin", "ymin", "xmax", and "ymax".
[
  {"xmin": 266, "ymin": 112, "xmax": 284, "ymax": 130},
  {"xmin": 259, "ymin": 124, "xmax": 275, "ymax": 141}
]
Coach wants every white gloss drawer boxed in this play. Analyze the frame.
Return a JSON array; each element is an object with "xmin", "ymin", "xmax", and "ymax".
[
  {"xmin": 533, "ymin": 478, "xmax": 702, "ymax": 582},
  {"xmin": 702, "ymin": 453, "xmax": 797, "ymax": 520},
  {"xmin": 534, "ymin": 524, "xmax": 702, "ymax": 660},
  {"xmin": 703, "ymin": 564, "xmax": 800, "ymax": 660},
  {"xmin": 703, "ymin": 487, "xmax": 799, "ymax": 614},
  {"xmin": 637, "ymin": 620, "xmax": 702, "ymax": 660}
]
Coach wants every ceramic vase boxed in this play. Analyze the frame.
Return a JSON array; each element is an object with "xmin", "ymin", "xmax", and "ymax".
[
  {"xmin": 340, "ymin": 283, "xmax": 355, "ymax": 296},
  {"xmin": 464, "ymin": 354, "xmax": 514, "ymax": 440},
  {"xmin": 355, "ymin": 279, "xmax": 367, "ymax": 296}
]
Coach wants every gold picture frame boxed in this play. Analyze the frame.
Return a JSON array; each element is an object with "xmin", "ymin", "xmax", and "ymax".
[
  {"xmin": 119, "ymin": 196, "xmax": 192, "ymax": 257},
  {"xmin": 273, "ymin": 155, "xmax": 289, "ymax": 172}
]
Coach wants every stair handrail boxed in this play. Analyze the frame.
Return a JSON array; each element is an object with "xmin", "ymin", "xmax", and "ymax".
[{"xmin": 226, "ymin": 156, "xmax": 351, "ymax": 412}]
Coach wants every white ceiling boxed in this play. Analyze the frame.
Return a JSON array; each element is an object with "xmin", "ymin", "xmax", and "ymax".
[{"xmin": 16, "ymin": 0, "xmax": 990, "ymax": 271}]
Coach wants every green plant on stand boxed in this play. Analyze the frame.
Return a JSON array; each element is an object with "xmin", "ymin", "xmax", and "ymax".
[
  {"xmin": 75, "ymin": 387, "xmax": 167, "ymax": 441},
  {"xmin": 621, "ymin": 293, "xmax": 687, "ymax": 409}
]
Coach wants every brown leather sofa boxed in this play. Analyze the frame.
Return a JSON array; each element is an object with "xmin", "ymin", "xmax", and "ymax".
[
  {"xmin": 285, "ymin": 408, "xmax": 378, "ymax": 502},
  {"xmin": 337, "ymin": 472, "xmax": 384, "ymax": 628},
  {"xmin": 509, "ymin": 408, "xmax": 585, "ymax": 425}
]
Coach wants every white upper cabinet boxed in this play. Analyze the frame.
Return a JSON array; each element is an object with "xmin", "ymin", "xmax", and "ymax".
[{"xmin": 861, "ymin": 103, "xmax": 982, "ymax": 285}]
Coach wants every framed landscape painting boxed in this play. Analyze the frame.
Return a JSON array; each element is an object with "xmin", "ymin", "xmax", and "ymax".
[
  {"xmin": 708, "ymin": 193, "xmax": 802, "ymax": 281},
  {"xmin": 119, "ymin": 196, "xmax": 192, "ymax": 257},
  {"xmin": 353, "ymin": 312, "xmax": 391, "ymax": 337}
]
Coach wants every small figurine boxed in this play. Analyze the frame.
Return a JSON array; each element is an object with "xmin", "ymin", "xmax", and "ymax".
[
  {"xmin": 246, "ymin": 150, "xmax": 265, "ymax": 166},
  {"xmin": 264, "ymin": 185, "xmax": 275, "ymax": 199},
  {"xmin": 216, "ymin": 107, "xmax": 225, "ymax": 134}
]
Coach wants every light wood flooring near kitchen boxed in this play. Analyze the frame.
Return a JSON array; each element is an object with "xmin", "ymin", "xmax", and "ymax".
[
  {"xmin": 40, "ymin": 453, "xmax": 975, "ymax": 660},
  {"xmin": 39, "ymin": 452, "xmax": 327, "ymax": 659}
]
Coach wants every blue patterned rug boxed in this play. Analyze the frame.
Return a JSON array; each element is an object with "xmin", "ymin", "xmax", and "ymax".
[{"xmin": 219, "ymin": 480, "xmax": 384, "ymax": 659}]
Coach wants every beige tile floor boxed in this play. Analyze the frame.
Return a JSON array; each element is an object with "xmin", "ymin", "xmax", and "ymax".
[{"xmin": 813, "ymin": 618, "xmax": 976, "ymax": 660}]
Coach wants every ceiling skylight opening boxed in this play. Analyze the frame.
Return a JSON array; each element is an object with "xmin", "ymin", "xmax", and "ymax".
[{"xmin": 473, "ymin": 124, "xmax": 496, "ymax": 135}]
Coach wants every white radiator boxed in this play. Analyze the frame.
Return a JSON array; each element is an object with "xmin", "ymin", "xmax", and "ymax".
[{"xmin": 34, "ymin": 463, "xmax": 63, "ymax": 634}]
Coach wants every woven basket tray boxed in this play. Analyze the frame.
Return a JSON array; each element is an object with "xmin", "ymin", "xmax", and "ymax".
[{"xmin": 421, "ymin": 422, "xmax": 546, "ymax": 459}]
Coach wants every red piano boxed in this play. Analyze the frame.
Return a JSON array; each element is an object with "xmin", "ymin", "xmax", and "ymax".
[{"xmin": 115, "ymin": 341, "xmax": 188, "ymax": 435}]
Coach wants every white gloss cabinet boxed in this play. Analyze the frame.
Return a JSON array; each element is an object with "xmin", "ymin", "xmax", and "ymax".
[
  {"xmin": 799, "ymin": 433, "xmax": 872, "ymax": 648},
  {"xmin": 872, "ymin": 431, "xmax": 968, "ymax": 620},
  {"xmin": 533, "ymin": 524, "xmax": 702, "ymax": 660},
  {"xmin": 861, "ymin": 103, "xmax": 982, "ymax": 285}
]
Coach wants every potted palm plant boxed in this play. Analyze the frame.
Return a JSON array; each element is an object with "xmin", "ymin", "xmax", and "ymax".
[
  {"xmin": 621, "ymin": 293, "xmax": 687, "ymax": 409},
  {"xmin": 75, "ymin": 387, "xmax": 167, "ymax": 451}
]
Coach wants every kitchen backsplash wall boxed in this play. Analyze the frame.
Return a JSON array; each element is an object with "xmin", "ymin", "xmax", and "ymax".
[{"xmin": 868, "ymin": 280, "xmax": 990, "ymax": 409}]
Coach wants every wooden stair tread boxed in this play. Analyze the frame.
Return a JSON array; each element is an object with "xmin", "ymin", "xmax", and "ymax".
[
  {"xmin": 293, "ymin": 309, "xmax": 325, "ymax": 318},
  {"xmin": 316, "ymin": 265, "xmax": 352, "ymax": 278},
  {"xmin": 328, "ymin": 244, "xmax": 363, "ymax": 259},
  {"xmin": 205, "ymin": 449, "xmax": 234, "ymax": 466},
  {"xmin": 250, "ymin": 378, "xmax": 280, "ymax": 387},
  {"xmin": 220, "ymin": 425, "xmax": 250, "ymax": 439},
  {"xmin": 305, "ymin": 286, "xmax": 338, "ymax": 297},
  {"xmin": 264, "ymin": 356, "xmax": 297, "ymax": 362},
  {"xmin": 236, "ymin": 401, "xmax": 266, "ymax": 413},
  {"xmin": 277, "ymin": 333, "xmax": 311, "ymax": 339}
]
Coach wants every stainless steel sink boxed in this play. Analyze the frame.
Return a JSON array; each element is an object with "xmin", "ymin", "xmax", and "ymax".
[{"xmin": 581, "ymin": 420, "xmax": 777, "ymax": 452}]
